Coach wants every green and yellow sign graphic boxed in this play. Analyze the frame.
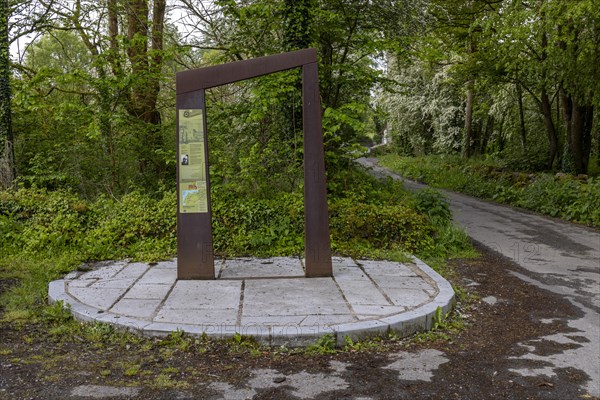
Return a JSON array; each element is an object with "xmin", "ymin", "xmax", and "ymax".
[{"xmin": 179, "ymin": 109, "xmax": 208, "ymax": 213}]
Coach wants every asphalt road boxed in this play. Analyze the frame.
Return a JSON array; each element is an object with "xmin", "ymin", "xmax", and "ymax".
[{"xmin": 358, "ymin": 157, "xmax": 600, "ymax": 397}]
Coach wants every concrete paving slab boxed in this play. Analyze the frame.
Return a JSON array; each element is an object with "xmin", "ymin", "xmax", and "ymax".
[
  {"xmin": 63, "ymin": 270, "xmax": 84, "ymax": 280},
  {"xmin": 162, "ymin": 280, "xmax": 241, "ymax": 309},
  {"xmin": 331, "ymin": 256, "xmax": 359, "ymax": 268},
  {"xmin": 124, "ymin": 283, "xmax": 173, "ymax": 299},
  {"xmin": 220, "ymin": 257, "xmax": 304, "ymax": 279},
  {"xmin": 359, "ymin": 260, "xmax": 419, "ymax": 277},
  {"xmin": 78, "ymin": 262, "xmax": 126, "ymax": 280},
  {"xmin": 49, "ymin": 257, "xmax": 454, "ymax": 346},
  {"xmin": 242, "ymin": 278, "xmax": 350, "ymax": 317},
  {"xmin": 154, "ymin": 308, "xmax": 239, "ymax": 325},
  {"xmin": 301, "ymin": 314, "xmax": 357, "ymax": 326},
  {"xmin": 113, "ymin": 262, "xmax": 149, "ymax": 278},
  {"xmin": 353, "ymin": 305, "xmax": 405, "ymax": 317},
  {"xmin": 67, "ymin": 286, "xmax": 126, "ymax": 310},
  {"xmin": 67, "ymin": 279, "xmax": 98, "ymax": 288},
  {"xmin": 89, "ymin": 278, "xmax": 138, "ymax": 289},
  {"xmin": 110, "ymin": 298, "xmax": 163, "ymax": 319},
  {"xmin": 371, "ymin": 276, "xmax": 436, "ymax": 291},
  {"xmin": 240, "ymin": 315, "xmax": 306, "ymax": 326},
  {"xmin": 386, "ymin": 289, "xmax": 432, "ymax": 308},
  {"xmin": 151, "ymin": 260, "xmax": 177, "ymax": 269},
  {"xmin": 335, "ymin": 279, "xmax": 391, "ymax": 305},
  {"xmin": 332, "ymin": 266, "xmax": 368, "ymax": 281},
  {"xmin": 136, "ymin": 267, "xmax": 177, "ymax": 285}
]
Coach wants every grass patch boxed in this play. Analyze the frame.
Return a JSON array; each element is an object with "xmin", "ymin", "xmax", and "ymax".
[{"xmin": 123, "ymin": 364, "xmax": 142, "ymax": 377}]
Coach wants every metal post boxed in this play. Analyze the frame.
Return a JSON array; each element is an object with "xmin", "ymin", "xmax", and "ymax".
[
  {"xmin": 303, "ymin": 62, "xmax": 332, "ymax": 277},
  {"xmin": 176, "ymin": 89, "xmax": 215, "ymax": 279}
]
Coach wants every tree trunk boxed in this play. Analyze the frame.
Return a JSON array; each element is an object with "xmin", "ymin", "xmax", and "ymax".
[
  {"xmin": 560, "ymin": 89, "xmax": 574, "ymax": 172},
  {"xmin": 149, "ymin": 0, "xmax": 165, "ymax": 126},
  {"xmin": 583, "ymin": 106, "xmax": 593, "ymax": 172},
  {"xmin": 125, "ymin": 0, "xmax": 166, "ymax": 181},
  {"xmin": 107, "ymin": 0, "xmax": 122, "ymax": 77},
  {"xmin": 498, "ymin": 119, "xmax": 505, "ymax": 152},
  {"xmin": 283, "ymin": 0, "xmax": 313, "ymax": 51},
  {"xmin": 126, "ymin": 0, "xmax": 164, "ymax": 124},
  {"xmin": 282, "ymin": 0, "xmax": 313, "ymax": 158},
  {"xmin": 127, "ymin": 0, "xmax": 149, "ymax": 120},
  {"xmin": 596, "ymin": 116, "xmax": 600, "ymax": 167},
  {"xmin": 560, "ymin": 88, "xmax": 593, "ymax": 175},
  {"xmin": 463, "ymin": 80, "xmax": 475, "ymax": 158},
  {"xmin": 516, "ymin": 83, "xmax": 527, "ymax": 151},
  {"xmin": 540, "ymin": 89, "xmax": 558, "ymax": 170},
  {"xmin": 570, "ymin": 102, "xmax": 593, "ymax": 175},
  {"xmin": 480, "ymin": 115, "xmax": 494, "ymax": 154},
  {"xmin": 0, "ymin": 0, "xmax": 15, "ymax": 188}
]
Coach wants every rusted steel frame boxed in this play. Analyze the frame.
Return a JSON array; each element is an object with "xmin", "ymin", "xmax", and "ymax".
[
  {"xmin": 176, "ymin": 48, "xmax": 317, "ymax": 92},
  {"xmin": 302, "ymin": 61, "xmax": 332, "ymax": 277},
  {"xmin": 176, "ymin": 89, "xmax": 215, "ymax": 280},
  {"xmin": 176, "ymin": 48, "xmax": 332, "ymax": 279}
]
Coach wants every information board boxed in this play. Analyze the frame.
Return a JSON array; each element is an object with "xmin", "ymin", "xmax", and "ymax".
[{"xmin": 179, "ymin": 109, "xmax": 208, "ymax": 213}]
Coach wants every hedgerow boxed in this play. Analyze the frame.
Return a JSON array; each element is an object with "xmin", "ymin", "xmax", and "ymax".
[{"xmin": 379, "ymin": 154, "xmax": 600, "ymax": 227}]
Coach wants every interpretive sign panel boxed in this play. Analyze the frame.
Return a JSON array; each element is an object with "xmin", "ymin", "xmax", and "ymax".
[{"xmin": 178, "ymin": 109, "xmax": 208, "ymax": 213}]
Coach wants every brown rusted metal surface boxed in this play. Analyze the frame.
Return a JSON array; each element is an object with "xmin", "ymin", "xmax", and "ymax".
[
  {"xmin": 302, "ymin": 62, "xmax": 332, "ymax": 277},
  {"xmin": 177, "ymin": 89, "xmax": 215, "ymax": 279},
  {"xmin": 177, "ymin": 48, "xmax": 317, "ymax": 92},
  {"xmin": 176, "ymin": 48, "xmax": 332, "ymax": 279}
]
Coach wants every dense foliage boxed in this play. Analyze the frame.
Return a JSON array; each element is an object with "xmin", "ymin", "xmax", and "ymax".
[
  {"xmin": 379, "ymin": 154, "xmax": 600, "ymax": 227},
  {"xmin": 380, "ymin": 0, "xmax": 599, "ymax": 175},
  {"xmin": 0, "ymin": 166, "xmax": 476, "ymax": 320},
  {"xmin": 0, "ymin": 166, "xmax": 472, "ymax": 262},
  {"xmin": 0, "ymin": 0, "xmax": 431, "ymax": 194}
]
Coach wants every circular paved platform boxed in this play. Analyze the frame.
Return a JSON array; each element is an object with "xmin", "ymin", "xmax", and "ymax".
[{"xmin": 49, "ymin": 256, "xmax": 454, "ymax": 346}]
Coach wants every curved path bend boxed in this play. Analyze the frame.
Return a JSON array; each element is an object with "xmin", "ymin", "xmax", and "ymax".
[{"xmin": 358, "ymin": 157, "xmax": 600, "ymax": 397}]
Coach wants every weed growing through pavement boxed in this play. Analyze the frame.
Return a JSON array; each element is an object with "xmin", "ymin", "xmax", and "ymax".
[
  {"xmin": 343, "ymin": 335, "xmax": 384, "ymax": 352},
  {"xmin": 228, "ymin": 333, "xmax": 262, "ymax": 356},
  {"xmin": 431, "ymin": 306, "xmax": 449, "ymax": 331},
  {"xmin": 307, "ymin": 334, "xmax": 337, "ymax": 354}
]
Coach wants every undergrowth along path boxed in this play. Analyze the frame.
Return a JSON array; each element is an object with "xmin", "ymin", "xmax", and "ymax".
[{"xmin": 358, "ymin": 157, "xmax": 600, "ymax": 397}]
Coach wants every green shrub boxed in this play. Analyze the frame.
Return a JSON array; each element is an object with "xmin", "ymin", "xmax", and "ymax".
[
  {"xmin": 379, "ymin": 154, "xmax": 600, "ymax": 227},
  {"xmin": 83, "ymin": 190, "xmax": 177, "ymax": 261},
  {"xmin": 329, "ymin": 199, "xmax": 434, "ymax": 253},
  {"xmin": 0, "ymin": 189, "xmax": 89, "ymax": 255},
  {"xmin": 414, "ymin": 188, "xmax": 452, "ymax": 225},
  {"xmin": 211, "ymin": 190, "xmax": 304, "ymax": 257}
]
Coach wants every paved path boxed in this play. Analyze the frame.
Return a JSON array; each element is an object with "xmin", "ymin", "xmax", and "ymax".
[
  {"xmin": 49, "ymin": 256, "xmax": 454, "ymax": 346},
  {"xmin": 358, "ymin": 157, "xmax": 600, "ymax": 397}
]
